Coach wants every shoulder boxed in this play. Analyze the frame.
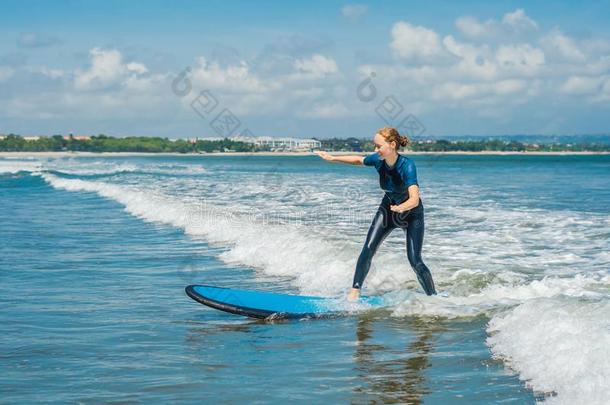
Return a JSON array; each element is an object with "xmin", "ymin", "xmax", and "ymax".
[
  {"xmin": 397, "ymin": 155, "xmax": 418, "ymax": 185},
  {"xmin": 397, "ymin": 155, "xmax": 416, "ymax": 170},
  {"xmin": 363, "ymin": 153, "xmax": 382, "ymax": 168}
]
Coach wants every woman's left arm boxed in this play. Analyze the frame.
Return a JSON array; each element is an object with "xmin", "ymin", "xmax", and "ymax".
[{"xmin": 390, "ymin": 185, "xmax": 420, "ymax": 213}]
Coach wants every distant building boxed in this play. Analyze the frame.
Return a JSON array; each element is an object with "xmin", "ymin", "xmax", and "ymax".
[
  {"xmin": 172, "ymin": 135, "xmax": 322, "ymax": 151},
  {"xmin": 63, "ymin": 135, "xmax": 91, "ymax": 141},
  {"xmin": 23, "ymin": 136, "xmax": 41, "ymax": 141},
  {"xmin": 230, "ymin": 135, "xmax": 321, "ymax": 151}
]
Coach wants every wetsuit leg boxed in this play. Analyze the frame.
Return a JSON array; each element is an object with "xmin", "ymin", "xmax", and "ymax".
[
  {"xmin": 404, "ymin": 212, "xmax": 437, "ymax": 296},
  {"xmin": 352, "ymin": 204, "xmax": 395, "ymax": 289}
]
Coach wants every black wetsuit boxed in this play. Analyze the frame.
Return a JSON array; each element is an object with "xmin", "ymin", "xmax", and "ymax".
[{"xmin": 352, "ymin": 153, "xmax": 436, "ymax": 295}]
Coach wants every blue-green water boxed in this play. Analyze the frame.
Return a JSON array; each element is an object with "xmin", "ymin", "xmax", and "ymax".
[{"xmin": 1, "ymin": 154, "xmax": 609, "ymax": 404}]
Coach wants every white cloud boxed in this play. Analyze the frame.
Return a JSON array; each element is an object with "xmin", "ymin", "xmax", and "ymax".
[
  {"xmin": 74, "ymin": 48, "xmax": 128, "ymax": 90},
  {"xmin": 123, "ymin": 74, "xmax": 161, "ymax": 92},
  {"xmin": 23, "ymin": 66, "xmax": 65, "ymax": 79},
  {"xmin": 443, "ymin": 35, "xmax": 498, "ymax": 80},
  {"xmin": 293, "ymin": 54, "xmax": 338, "ymax": 78},
  {"xmin": 190, "ymin": 57, "xmax": 271, "ymax": 93},
  {"xmin": 38, "ymin": 67, "xmax": 64, "ymax": 79},
  {"xmin": 2, "ymin": 47, "xmax": 169, "ymax": 122},
  {"xmin": 560, "ymin": 76, "xmax": 601, "ymax": 95},
  {"xmin": 357, "ymin": 64, "xmax": 438, "ymax": 86},
  {"xmin": 430, "ymin": 79, "xmax": 528, "ymax": 102},
  {"xmin": 494, "ymin": 79, "xmax": 527, "ymax": 94},
  {"xmin": 455, "ymin": 9, "xmax": 538, "ymax": 39},
  {"xmin": 341, "ymin": 4, "xmax": 367, "ymax": 22},
  {"xmin": 72, "ymin": 48, "xmax": 160, "ymax": 96},
  {"xmin": 502, "ymin": 9, "xmax": 538, "ymax": 30},
  {"xmin": 181, "ymin": 54, "xmax": 345, "ymax": 117},
  {"xmin": 369, "ymin": 6, "xmax": 610, "ymax": 122},
  {"xmin": 374, "ymin": 12, "xmax": 608, "ymax": 108},
  {"xmin": 4, "ymin": 46, "xmax": 344, "ymax": 128},
  {"xmin": 126, "ymin": 62, "xmax": 148, "ymax": 74},
  {"xmin": 541, "ymin": 29, "xmax": 586, "ymax": 62},
  {"xmin": 391, "ymin": 22, "xmax": 444, "ymax": 60},
  {"xmin": 455, "ymin": 16, "xmax": 489, "ymax": 38},
  {"xmin": 431, "ymin": 82, "xmax": 482, "ymax": 100},
  {"xmin": 495, "ymin": 44, "xmax": 545, "ymax": 75},
  {"xmin": 291, "ymin": 87, "xmax": 325, "ymax": 98}
]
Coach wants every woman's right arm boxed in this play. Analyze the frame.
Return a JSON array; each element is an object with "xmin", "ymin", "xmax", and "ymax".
[{"xmin": 315, "ymin": 151, "xmax": 364, "ymax": 165}]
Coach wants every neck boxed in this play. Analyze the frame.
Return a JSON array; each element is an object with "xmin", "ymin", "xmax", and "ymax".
[{"xmin": 385, "ymin": 153, "xmax": 399, "ymax": 167}]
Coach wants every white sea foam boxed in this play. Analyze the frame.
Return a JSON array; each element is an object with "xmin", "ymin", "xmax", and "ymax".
[
  {"xmin": 487, "ymin": 298, "xmax": 610, "ymax": 404},
  {"xmin": 0, "ymin": 160, "xmax": 42, "ymax": 174},
  {"xmin": 49, "ymin": 159, "xmax": 140, "ymax": 175},
  {"xmin": 0, "ymin": 158, "xmax": 207, "ymax": 176},
  {"xmin": 391, "ymin": 272, "xmax": 608, "ymax": 318}
]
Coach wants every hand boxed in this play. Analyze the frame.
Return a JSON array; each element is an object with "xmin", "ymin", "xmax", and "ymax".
[
  {"xmin": 390, "ymin": 204, "xmax": 409, "ymax": 213},
  {"xmin": 315, "ymin": 151, "xmax": 335, "ymax": 161}
]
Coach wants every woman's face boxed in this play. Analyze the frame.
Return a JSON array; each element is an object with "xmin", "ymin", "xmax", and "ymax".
[{"xmin": 373, "ymin": 133, "xmax": 396, "ymax": 160}]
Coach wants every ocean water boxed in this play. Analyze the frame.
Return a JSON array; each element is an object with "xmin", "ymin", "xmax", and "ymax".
[{"xmin": 1, "ymin": 154, "xmax": 608, "ymax": 404}]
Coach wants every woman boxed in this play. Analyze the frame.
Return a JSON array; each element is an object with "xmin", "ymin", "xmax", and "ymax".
[{"xmin": 316, "ymin": 127, "xmax": 437, "ymax": 300}]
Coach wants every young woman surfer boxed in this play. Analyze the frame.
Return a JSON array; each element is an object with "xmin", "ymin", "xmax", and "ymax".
[{"xmin": 316, "ymin": 127, "xmax": 437, "ymax": 300}]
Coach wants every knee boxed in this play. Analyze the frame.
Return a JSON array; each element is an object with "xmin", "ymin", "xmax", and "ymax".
[
  {"xmin": 411, "ymin": 260, "xmax": 427, "ymax": 274},
  {"xmin": 407, "ymin": 254, "xmax": 421, "ymax": 268}
]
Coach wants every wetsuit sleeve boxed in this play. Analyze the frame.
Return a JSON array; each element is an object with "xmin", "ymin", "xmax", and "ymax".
[
  {"xmin": 363, "ymin": 153, "xmax": 381, "ymax": 167},
  {"xmin": 402, "ymin": 160, "xmax": 419, "ymax": 187}
]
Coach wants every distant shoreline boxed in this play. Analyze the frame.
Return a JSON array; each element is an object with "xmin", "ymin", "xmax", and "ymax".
[{"xmin": 1, "ymin": 151, "xmax": 610, "ymax": 158}]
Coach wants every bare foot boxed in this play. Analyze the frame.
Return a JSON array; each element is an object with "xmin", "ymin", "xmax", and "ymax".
[{"xmin": 347, "ymin": 288, "xmax": 361, "ymax": 301}]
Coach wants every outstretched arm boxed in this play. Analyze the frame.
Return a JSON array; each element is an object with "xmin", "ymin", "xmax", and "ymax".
[{"xmin": 315, "ymin": 151, "xmax": 364, "ymax": 165}]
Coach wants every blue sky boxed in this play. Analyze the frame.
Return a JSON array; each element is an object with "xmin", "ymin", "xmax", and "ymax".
[{"xmin": 1, "ymin": 0, "xmax": 610, "ymax": 138}]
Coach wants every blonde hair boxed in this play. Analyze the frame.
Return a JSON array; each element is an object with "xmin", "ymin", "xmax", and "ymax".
[{"xmin": 377, "ymin": 127, "xmax": 410, "ymax": 150}]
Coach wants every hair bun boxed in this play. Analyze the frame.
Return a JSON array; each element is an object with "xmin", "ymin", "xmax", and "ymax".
[{"xmin": 377, "ymin": 127, "xmax": 411, "ymax": 149}]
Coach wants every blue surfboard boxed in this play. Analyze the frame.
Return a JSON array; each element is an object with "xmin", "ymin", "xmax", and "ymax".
[{"xmin": 185, "ymin": 285, "xmax": 384, "ymax": 319}]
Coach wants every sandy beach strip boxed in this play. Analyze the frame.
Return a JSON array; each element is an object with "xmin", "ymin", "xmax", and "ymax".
[{"xmin": 1, "ymin": 151, "xmax": 609, "ymax": 158}]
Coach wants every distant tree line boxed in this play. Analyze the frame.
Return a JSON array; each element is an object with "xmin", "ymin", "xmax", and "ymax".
[
  {"xmin": 1, "ymin": 134, "xmax": 609, "ymax": 153},
  {"xmin": 319, "ymin": 137, "xmax": 610, "ymax": 152},
  {"xmin": 0, "ymin": 134, "xmax": 266, "ymax": 153},
  {"xmin": 407, "ymin": 139, "xmax": 610, "ymax": 152}
]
